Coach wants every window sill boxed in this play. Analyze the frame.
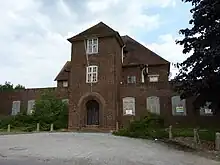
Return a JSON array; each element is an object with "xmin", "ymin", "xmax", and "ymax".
[{"xmin": 87, "ymin": 52, "xmax": 98, "ymax": 55}]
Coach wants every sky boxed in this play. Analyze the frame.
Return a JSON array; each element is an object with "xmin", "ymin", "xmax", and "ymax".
[{"xmin": 0, "ymin": 0, "xmax": 192, "ymax": 88}]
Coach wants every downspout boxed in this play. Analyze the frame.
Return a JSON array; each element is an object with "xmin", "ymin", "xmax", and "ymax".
[{"xmin": 116, "ymin": 44, "xmax": 125, "ymax": 131}]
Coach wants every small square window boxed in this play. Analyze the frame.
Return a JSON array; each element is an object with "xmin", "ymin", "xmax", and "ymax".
[
  {"xmin": 63, "ymin": 81, "xmax": 68, "ymax": 87},
  {"xmin": 127, "ymin": 76, "xmax": 136, "ymax": 84}
]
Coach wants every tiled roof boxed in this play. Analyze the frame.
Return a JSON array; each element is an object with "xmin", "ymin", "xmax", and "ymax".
[
  {"xmin": 54, "ymin": 61, "xmax": 71, "ymax": 81},
  {"xmin": 121, "ymin": 35, "xmax": 169, "ymax": 65},
  {"xmin": 67, "ymin": 22, "xmax": 124, "ymax": 46}
]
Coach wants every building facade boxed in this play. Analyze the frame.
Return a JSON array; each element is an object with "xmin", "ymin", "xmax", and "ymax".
[{"xmin": 0, "ymin": 22, "xmax": 219, "ymax": 130}]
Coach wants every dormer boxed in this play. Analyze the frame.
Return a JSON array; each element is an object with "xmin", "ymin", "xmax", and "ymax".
[{"xmin": 54, "ymin": 61, "xmax": 71, "ymax": 88}]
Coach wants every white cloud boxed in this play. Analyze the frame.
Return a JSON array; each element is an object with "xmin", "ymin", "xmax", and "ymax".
[{"xmin": 0, "ymin": 0, "xmax": 177, "ymax": 88}]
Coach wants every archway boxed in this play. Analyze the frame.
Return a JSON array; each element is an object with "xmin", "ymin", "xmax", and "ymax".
[{"xmin": 86, "ymin": 100, "xmax": 99, "ymax": 125}]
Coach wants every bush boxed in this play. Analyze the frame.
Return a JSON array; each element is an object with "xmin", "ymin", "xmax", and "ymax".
[
  {"xmin": 0, "ymin": 90, "xmax": 68, "ymax": 132},
  {"xmin": 114, "ymin": 112, "xmax": 168, "ymax": 140}
]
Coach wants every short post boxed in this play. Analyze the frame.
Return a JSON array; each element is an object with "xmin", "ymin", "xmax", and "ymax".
[
  {"xmin": 169, "ymin": 125, "xmax": 172, "ymax": 139},
  {"xmin": 193, "ymin": 128, "xmax": 197, "ymax": 147},
  {"xmin": 116, "ymin": 121, "xmax": 119, "ymax": 132},
  {"xmin": 50, "ymin": 124, "xmax": 54, "ymax": 132},
  {"xmin": 36, "ymin": 123, "xmax": 40, "ymax": 132},
  {"xmin": 7, "ymin": 124, "xmax": 10, "ymax": 133},
  {"xmin": 215, "ymin": 132, "xmax": 220, "ymax": 151}
]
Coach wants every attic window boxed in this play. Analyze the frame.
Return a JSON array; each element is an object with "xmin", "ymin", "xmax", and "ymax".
[
  {"xmin": 87, "ymin": 38, "xmax": 98, "ymax": 54},
  {"xmin": 63, "ymin": 81, "xmax": 68, "ymax": 87},
  {"xmin": 148, "ymin": 75, "xmax": 159, "ymax": 82}
]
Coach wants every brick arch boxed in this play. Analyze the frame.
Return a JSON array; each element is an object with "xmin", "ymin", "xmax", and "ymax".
[{"xmin": 77, "ymin": 92, "xmax": 106, "ymax": 127}]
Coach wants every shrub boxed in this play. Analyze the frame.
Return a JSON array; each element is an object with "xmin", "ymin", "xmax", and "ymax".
[
  {"xmin": 114, "ymin": 112, "xmax": 168, "ymax": 139},
  {"xmin": 0, "ymin": 90, "xmax": 68, "ymax": 132}
]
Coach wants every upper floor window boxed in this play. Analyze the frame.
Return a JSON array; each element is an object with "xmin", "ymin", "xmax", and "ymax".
[
  {"xmin": 87, "ymin": 38, "xmax": 98, "ymax": 54},
  {"xmin": 127, "ymin": 76, "xmax": 136, "ymax": 84},
  {"xmin": 86, "ymin": 65, "xmax": 98, "ymax": 83}
]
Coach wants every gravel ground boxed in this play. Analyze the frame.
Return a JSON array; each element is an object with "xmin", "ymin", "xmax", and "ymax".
[{"xmin": 0, "ymin": 132, "xmax": 219, "ymax": 165}]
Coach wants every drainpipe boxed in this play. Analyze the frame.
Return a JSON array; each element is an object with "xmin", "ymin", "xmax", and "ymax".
[{"xmin": 121, "ymin": 45, "xmax": 126, "ymax": 64}]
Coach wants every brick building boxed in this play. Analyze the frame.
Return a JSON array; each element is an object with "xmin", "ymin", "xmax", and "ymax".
[{"xmin": 0, "ymin": 22, "xmax": 219, "ymax": 130}]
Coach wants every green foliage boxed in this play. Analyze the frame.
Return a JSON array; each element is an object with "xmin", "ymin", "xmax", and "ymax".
[
  {"xmin": 0, "ymin": 90, "xmax": 68, "ymax": 131},
  {"xmin": 173, "ymin": 0, "xmax": 220, "ymax": 109},
  {"xmin": 0, "ymin": 81, "xmax": 25, "ymax": 92},
  {"xmin": 172, "ymin": 128, "xmax": 218, "ymax": 141},
  {"xmin": 14, "ymin": 84, "xmax": 25, "ymax": 90},
  {"xmin": 113, "ymin": 113, "xmax": 168, "ymax": 139}
]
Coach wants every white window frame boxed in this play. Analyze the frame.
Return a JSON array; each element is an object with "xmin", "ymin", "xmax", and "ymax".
[
  {"xmin": 148, "ymin": 74, "xmax": 159, "ymax": 82},
  {"xmin": 87, "ymin": 38, "xmax": 98, "ymax": 54},
  {"xmin": 123, "ymin": 97, "xmax": 135, "ymax": 116},
  {"xmin": 27, "ymin": 100, "xmax": 35, "ymax": 115},
  {"xmin": 63, "ymin": 81, "xmax": 68, "ymax": 87},
  {"xmin": 11, "ymin": 101, "xmax": 21, "ymax": 116},
  {"xmin": 171, "ymin": 96, "xmax": 187, "ymax": 116},
  {"xmin": 86, "ymin": 65, "xmax": 98, "ymax": 83}
]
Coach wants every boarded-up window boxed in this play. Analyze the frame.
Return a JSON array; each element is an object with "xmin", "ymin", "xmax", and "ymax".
[
  {"xmin": 123, "ymin": 97, "xmax": 135, "ymax": 116},
  {"xmin": 11, "ymin": 101, "xmax": 21, "ymax": 116},
  {"xmin": 200, "ymin": 102, "xmax": 213, "ymax": 116},
  {"xmin": 171, "ymin": 96, "xmax": 186, "ymax": 116},
  {"xmin": 62, "ymin": 99, "xmax": 69, "ymax": 104},
  {"xmin": 27, "ymin": 100, "xmax": 35, "ymax": 115},
  {"xmin": 147, "ymin": 96, "xmax": 160, "ymax": 114}
]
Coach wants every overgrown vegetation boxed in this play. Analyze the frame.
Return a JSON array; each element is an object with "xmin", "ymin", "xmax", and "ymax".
[
  {"xmin": 113, "ymin": 113, "xmax": 168, "ymax": 139},
  {"xmin": 0, "ymin": 90, "xmax": 68, "ymax": 132},
  {"xmin": 114, "ymin": 113, "xmax": 218, "ymax": 142}
]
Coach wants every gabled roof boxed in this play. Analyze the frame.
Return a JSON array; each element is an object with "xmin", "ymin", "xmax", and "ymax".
[
  {"xmin": 67, "ymin": 22, "xmax": 124, "ymax": 46},
  {"xmin": 121, "ymin": 35, "xmax": 170, "ymax": 65},
  {"xmin": 54, "ymin": 61, "xmax": 71, "ymax": 81}
]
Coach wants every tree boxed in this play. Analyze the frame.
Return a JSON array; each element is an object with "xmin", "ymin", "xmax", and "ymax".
[
  {"xmin": 14, "ymin": 84, "xmax": 25, "ymax": 90},
  {"xmin": 33, "ymin": 90, "xmax": 68, "ymax": 129},
  {"xmin": 173, "ymin": 0, "xmax": 220, "ymax": 110},
  {"xmin": 0, "ymin": 81, "xmax": 13, "ymax": 92},
  {"xmin": 0, "ymin": 82, "xmax": 25, "ymax": 92}
]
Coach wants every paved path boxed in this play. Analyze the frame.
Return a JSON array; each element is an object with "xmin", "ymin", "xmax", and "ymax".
[{"xmin": 0, "ymin": 132, "xmax": 219, "ymax": 165}]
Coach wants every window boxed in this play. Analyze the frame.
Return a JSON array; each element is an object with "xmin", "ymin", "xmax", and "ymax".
[
  {"xmin": 148, "ymin": 75, "xmax": 159, "ymax": 82},
  {"xmin": 147, "ymin": 96, "xmax": 160, "ymax": 115},
  {"xmin": 200, "ymin": 102, "xmax": 213, "ymax": 116},
  {"xmin": 171, "ymin": 96, "xmax": 187, "ymax": 116},
  {"xmin": 123, "ymin": 97, "xmax": 135, "ymax": 116},
  {"xmin": 127, "ymin": 76, "xmax": 136, "ymax": 84},
  {"xmin": 86, "ymin": 65, "xmax": 98, "ymax": 83},
  {"xmin": 87, "ymin": 38, "xmax": 98, "ymax": 54},
  {"xmin": 11, "ymin": 101, "xmax": 21, "ymax": 116},
  {"xmin": 63, "ymin": 81, "xmax": 68, "ymax": 87},
  {"xmin": 27, "ymin": 100, "xmax": 35, "ymax": 115}
]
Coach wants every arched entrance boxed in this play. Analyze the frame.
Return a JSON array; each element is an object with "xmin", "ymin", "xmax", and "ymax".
[{"xmin": 86, "ymin": 100, "xmax": 99, "ymax": 125}]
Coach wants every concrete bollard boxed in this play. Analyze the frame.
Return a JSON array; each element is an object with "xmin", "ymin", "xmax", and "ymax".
[
  {"xmin": 50, "ymin": 124, "xmax": 54, "ymax": 132},
  {"xmin": 215, "ymin": 132, "xmax": 220, "ymax": 151},
  {"xmin": 7, "ymin": 124, "xmax": 10, "ymax": 133},
  {"xmin": 169, "ymin": 125, "xmax": 172, "ymax": 139},
  {"xmin": 36, "ymin": 123, "xmax": 40, "ymax": 132},
  {"xmin": 116, "ymin": 122, "xmax": 119, "ymax": 132}
]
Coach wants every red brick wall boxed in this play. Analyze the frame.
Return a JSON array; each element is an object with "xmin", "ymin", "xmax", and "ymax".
[
  {"xmin": 69, "ymin": 36, "xmax": 122, "ymax": 130},
  {"xmin": 0, "ymin": 87, "xmax": 68, "ymax": 116}
]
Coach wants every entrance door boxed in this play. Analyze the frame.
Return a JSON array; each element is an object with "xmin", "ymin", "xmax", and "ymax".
[{"xmin": 86, "ymin": 100, "xmax": 99, "ymax": 125}]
